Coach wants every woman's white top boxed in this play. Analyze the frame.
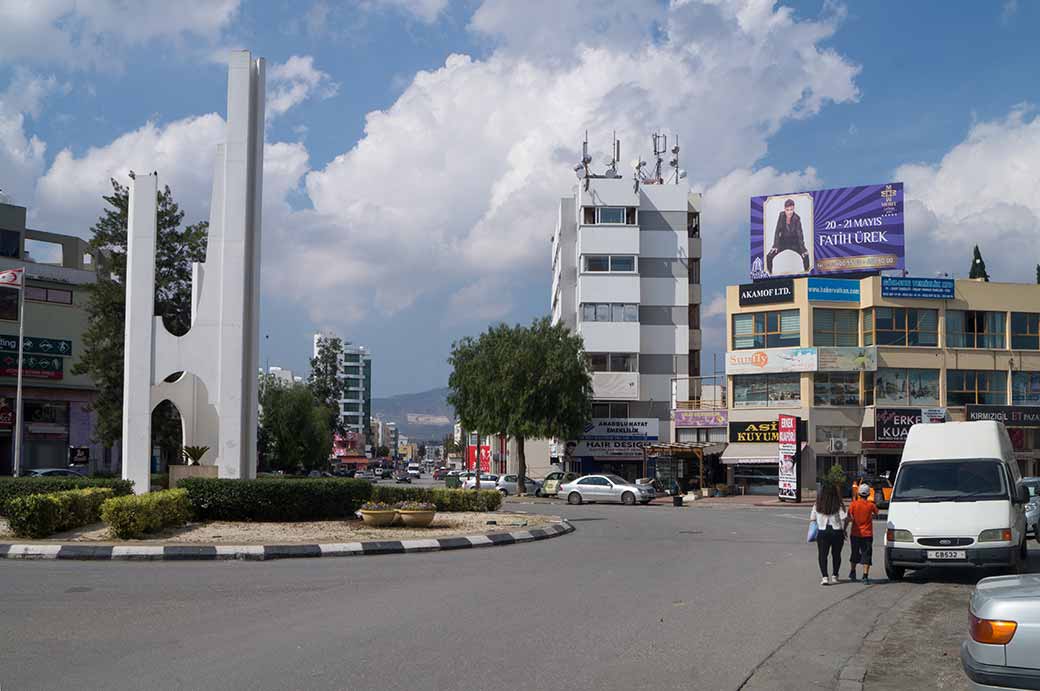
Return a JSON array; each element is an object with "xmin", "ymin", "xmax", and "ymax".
[{"xmin": 809, "ymin": 506, "xmax": 846, "ymax": 531}]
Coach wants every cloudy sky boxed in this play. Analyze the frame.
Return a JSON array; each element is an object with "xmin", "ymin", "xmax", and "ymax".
[{"xmin": 2, "ymin": 0, "xmax": 1039, "ymax": 396}]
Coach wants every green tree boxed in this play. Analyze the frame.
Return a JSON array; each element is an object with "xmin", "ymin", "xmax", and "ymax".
[
  {"xmin": 259, "ymin": 378, "xmax": 334, "ymax": 473},
  {"xmin": 72, "ymin": 177, "xmax": 208, "ymax": 454},
  {"xmin": 969, "ymin": 245, "xmax": 990, "ymax": 282},
  {"xmin": 448, "ymin": 318, "xmax": 592, "ymax": 494},
  {"xmin": 308, "ymin": 335, "xmax": 344, "ymax": 435},
  {"xmin": 376, "ymin": 445, "xmax": 390, "ymax": 458}
]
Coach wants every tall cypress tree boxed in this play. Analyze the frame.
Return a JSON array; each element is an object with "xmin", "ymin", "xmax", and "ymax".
[
  {"xmin": 72, "ymin": 177, "xmax": 208, "ymax": 450},
  {"xmin": 968, "ymin": 245, "xmax": 990, "ymax": 282}
]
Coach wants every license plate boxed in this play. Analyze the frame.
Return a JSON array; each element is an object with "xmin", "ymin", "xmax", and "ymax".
[{"xmin": 927, "ymin": 550, "xmax": 966, "ymax": 560}]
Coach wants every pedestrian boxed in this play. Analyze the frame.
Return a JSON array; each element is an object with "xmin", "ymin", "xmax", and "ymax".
[
  {"xmin": 847, "ymin": 483, "xmax": 879, "ymax": 583},
  {"xmin": 810, "ymin": 482, "xmax": 847, "ymax": 585}
]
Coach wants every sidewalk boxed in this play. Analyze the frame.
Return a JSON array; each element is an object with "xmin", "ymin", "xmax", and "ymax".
[{"xmin": 650, "ymin": 493, "xmax": 813, "ymax": 508}]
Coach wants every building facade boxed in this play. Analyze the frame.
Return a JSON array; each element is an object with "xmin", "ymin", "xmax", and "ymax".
[
  {"xmin": 312, "ymin": 333, "xmax": 372, "ymax": 446},
  {"xmin": 723, "ymin": 275, "xmax": 1040, "ymax": 495},
  {"xmin": 0, "ymin": 202, "xmax": 115, "ymax": 475},
  {"xmin": 550, "ymin": 174, "xmax": 701, "ymax": 481}
]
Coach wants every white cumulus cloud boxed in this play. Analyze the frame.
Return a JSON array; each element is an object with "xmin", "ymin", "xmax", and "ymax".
[
  {"xmin": 267, "ymin": 55, "xmax": 339, "ymax": 119},
  {"xmin": 0, "ymin": 70, "xmax": 60, "ymax": 207}
]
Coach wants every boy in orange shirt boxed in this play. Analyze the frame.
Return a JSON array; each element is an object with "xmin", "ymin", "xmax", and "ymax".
[{"xmin": 847, "ymin": 484, "xmax": 879, "ymax": 583}]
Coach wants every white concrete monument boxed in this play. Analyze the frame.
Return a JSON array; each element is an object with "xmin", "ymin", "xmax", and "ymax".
[{"xmin": 122, "ymin": 51, "xmax": 265, "ymax": 493}]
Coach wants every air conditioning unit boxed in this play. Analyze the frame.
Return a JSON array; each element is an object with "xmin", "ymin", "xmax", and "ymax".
[{"xmin": 829, "ymin": 438, "xmax": 847, "ymax": 453}]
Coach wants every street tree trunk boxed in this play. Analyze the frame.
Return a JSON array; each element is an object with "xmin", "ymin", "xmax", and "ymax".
[{"xmin": 517, "ymin": 435, "xmax": 527, "ymax": 495}]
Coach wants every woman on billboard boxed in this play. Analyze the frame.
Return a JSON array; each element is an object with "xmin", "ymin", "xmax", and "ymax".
[{"xmin": 766, "ymin": 199, "xmax": 811, "ymax": 274}]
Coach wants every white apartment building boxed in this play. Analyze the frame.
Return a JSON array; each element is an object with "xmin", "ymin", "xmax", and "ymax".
[
  {"xmin": 550, "ymin": 171, "xmax": 702, "ymax": 481},
  {"xmin": 312, "ymin": 333, "xmax": 372, "ymax": 444}
]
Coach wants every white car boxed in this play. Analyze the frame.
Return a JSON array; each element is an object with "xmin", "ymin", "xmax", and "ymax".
[
  {"xmin": 496, "ymin": 475, "xmax": 542, "ymax": 496},
  {"xmin": 559, "ymin": 474, "xmax": 655, "ymax": 505},
  {"xmin": 461, "ymin": 473, "xmax": 498, "ymax": 490}
]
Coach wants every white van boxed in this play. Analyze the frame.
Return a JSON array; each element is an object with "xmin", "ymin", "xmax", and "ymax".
[{"xmin": 885, "ymin": 421, "xmax": 1030, "ymax": 580}]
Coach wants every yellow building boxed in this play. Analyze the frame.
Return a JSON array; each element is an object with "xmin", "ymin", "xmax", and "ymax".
[{"xmin": 723, "ymin": 275, "xmax": 1040, "ymax": 496}]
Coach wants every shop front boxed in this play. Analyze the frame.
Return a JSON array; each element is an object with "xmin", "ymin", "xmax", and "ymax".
[
  {"xmin": 862, "ymin": 406, "xmax": 946, "ymax": 479},
  {"xmin": 722, "ymin": 419, "xmax": 810, "ymax": 495},
  {"xmin": 568, "ymin": 418, "xmax": 660, "ymax": 482}
]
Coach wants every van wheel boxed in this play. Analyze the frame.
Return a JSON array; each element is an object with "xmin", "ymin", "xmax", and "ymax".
[
  {"xmin": 885, "ymin": 559, "xmax": 905, "ymax": 581},
  {"xmin": 567, "ymin": 492, "xmax": 583, "ymax": 505}
]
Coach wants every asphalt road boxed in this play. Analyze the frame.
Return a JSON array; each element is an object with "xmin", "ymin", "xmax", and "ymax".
[{"xmin": 2, "ymin": 502, "xmax": 1031, "ymax": 690}]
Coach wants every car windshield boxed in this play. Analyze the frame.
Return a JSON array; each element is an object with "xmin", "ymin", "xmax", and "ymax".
[
  {"xmin": 604, "ymin": 475, "xmax": 630, "ymax": 485},
  {"xmin": 892, "ymin": 459, "xmax": 1009, "ymax": 502},
  {"xmin": 1024, "ymin": 481, "xmax": 1040, "ymax": 499}
]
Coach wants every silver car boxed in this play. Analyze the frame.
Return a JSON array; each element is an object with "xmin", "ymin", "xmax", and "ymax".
[
  {"xmin": 1023, "ymin": 478, "xmax": 1040, "ymax": 541},
  {"xmin": 559, "ymin": 474, "xmax": 654, "ymax": 505},
  {"xmin": 961, "ymin": 574, "xmax": 1040, "ymax": 690},
  {"xmin": 496, "ymin": 475, "xmax": 542, "ymax": 496}
]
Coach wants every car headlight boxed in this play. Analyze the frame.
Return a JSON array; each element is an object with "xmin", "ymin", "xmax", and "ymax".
[
  {"xmin": 886, "ymin": 528, "xmax": 914, "ymax": 543},
  {"xmin": 978, "ymin": 528, "xmax": 1013, "ymax": 542}
]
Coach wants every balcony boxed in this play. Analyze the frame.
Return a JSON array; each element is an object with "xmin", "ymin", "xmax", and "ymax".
[{"xmin": 592, "ymin": 372, "xmax": 639, "ymax": 400}]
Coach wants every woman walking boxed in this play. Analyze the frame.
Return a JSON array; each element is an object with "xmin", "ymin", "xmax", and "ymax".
[{"xmin": 810, "ymin": 482, "xmax": 847, "ymax": 585}]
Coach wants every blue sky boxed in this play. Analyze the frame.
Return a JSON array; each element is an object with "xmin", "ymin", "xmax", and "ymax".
[{"xmin": 1, "ymin": 0, "xmax": 1039, "ymax": 397}]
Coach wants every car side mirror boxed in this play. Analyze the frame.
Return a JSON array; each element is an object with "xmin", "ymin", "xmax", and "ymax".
[{"xmin": 1018, "ymin": 486, "xmax": 1030, "ymax": 504}]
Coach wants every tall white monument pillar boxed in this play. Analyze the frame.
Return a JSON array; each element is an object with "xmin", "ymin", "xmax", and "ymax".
[{"xmin": 121, "ymin": 51, "xmax": 265, "ymax": 493}]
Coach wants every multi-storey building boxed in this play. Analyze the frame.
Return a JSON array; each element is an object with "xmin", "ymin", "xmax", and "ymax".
[
  {"xmin": 0, "ymin": 201, "xmax": 116, "ymax": 475},
  {"xmin": 550, "ymin": 165, "xmax": 701, "ymax": 481},
  {"xmin": 312, "ymin": 333, "xmax": 372, "ymax": 445},
  {"xmin": 723, "ymin": 275, "xmax": 1040, "ymax": 495}
]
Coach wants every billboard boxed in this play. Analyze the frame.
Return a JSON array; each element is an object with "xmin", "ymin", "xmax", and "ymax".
[
  {"xmin": 777, "ymin": 414, "xmax": 799, "ymax": 501},
  {"xmin": 674, "ymin": 409, "xmax": 728, "ymax": 428},
  {"xmin": 726, "ymin": 347, "xmax": 817, "ymax": 375},
  {"xmin": 816, "ymin": 346, "xmax": 877, "ymax": 372},
  {"xmin": 806, "ymin": 277, "xmax": 860, "ymax": 302},
  {"xmin": 750, "ymin": 182, "xmax": 904, "ymax": 279},
  {"xmin": 966, "ymin": 405, "xmax": 1040, "ymax": 428},
  {"xmin": 573, "ymin": 418, "xmax": 659, "ymax": 459},
  {"xmin": 881, "ymin": 276, "xmax": 955, "ymax": 300}
]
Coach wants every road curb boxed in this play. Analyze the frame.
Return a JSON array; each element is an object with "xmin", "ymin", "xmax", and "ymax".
[{"xmin": 0, "ymin": 520, "xmax": 574, "ymax": 562}]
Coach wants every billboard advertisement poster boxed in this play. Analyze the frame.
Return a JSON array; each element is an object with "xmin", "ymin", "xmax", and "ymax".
[
  {"xmin": 726, "ymin": 346, "xmax": 817, "ymax": 375},
  {"xmin": 467, "ymin": 444, "xmax": 491, "ymax": 472},
  {"xmin": 749, "ymin": 182, "xmax": 904, "ymax": 279},
  {"xmin": 881, "ymin": 276, "xmax": 955, "ymax": 300},
  {"xmin": 777, "ymin": 414, "xmax": 799, "ymax": 501},
  {"xmin": 816, "ymin": 346, "xmax": 877, "ymax": 372},
  {"xmin": 806, "ymin": 277, "xmax": 860, "ymax": 302},
  {"xmin": 739, "ymin": 278, "xmax": 794, "ymax": 306},
  {"xmin": 874, "ymin": 407, "xmax": 944, "ymax": 442},
  {"xmin": 674, "ymin": 409, "xmax": 728, "ymax": 428}
]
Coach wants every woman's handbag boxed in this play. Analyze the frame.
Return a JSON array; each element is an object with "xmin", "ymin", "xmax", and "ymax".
[{"xmin": 807, "ymin": 520, "xmax": 819, "ymax": 543}]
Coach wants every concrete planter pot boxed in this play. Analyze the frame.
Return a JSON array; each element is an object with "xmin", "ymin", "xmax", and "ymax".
[
  {"xmin": 169, "ymin": 464, "xmax": 218, "ymax": 488},
  {"xmin": 396, "ymin": 510, "xmax": 436, "ymax": 528},
  {"xmin": 359, "ymin": 510, "xmax": 397, "ymax": 527}
]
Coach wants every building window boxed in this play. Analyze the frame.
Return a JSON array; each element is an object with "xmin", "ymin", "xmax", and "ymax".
[
  {"xmin": 813, "ymin": 309, "xmax": 858, "ymax": 346},
  {"xmin": 1011, "ymin": 313, "xmax": 1040, "ymax": 350},
  {"xmin": 341, "ymin": 402, "xmax": 361, "ymax": 413},
  {"xmin": 0, "ymin": 287, "xmax": 17, "ymax": 321},
  {"xmin": 599, "ymin": 207, "xmax": 625, "ymax": 224},
  {"xmin": 867, "ymin": 368, "xmax": 940, "ymax": 406},
  {"xmin": 580, "ymin": 303, "xmax": 638, "ymax": 322},
  {"xmin": 688, "ymin": 258, "xmax": 700, "ymax": 284},
  {"xmin": 814, "ymin": 372, "xmax": 860, "ymax": 406},
  {"xmin": 947, "ymin": 370, "xmax": 1007, "ymax": 406},
  {"xmin": 583, "ymin": 207, "xmax": 596, "ymax": 224},
  {"xmin": 733, "ymin": 373, "xmax": 800, "ymax": 407},
  {"xmin": 0, "ymin": 230, "xmax": 19, "ymax": 258},
  {"xmin": 863, "ymin": 307, "xmax": 938, "ymax": 346},
  {"xmin": 342, "ymin": 366, "xmax": 361, "ymax": 375},
  {"xmin": 946, "ymin": 310, "xmax": 1006, "ymax": 349},
  {"xmin": 687, "ymin": 211, "xmax": 700, "ymax": 238},
  {"xmin": 582, "ymin": 207, "xmax": 637, "ymax": 225},
  {"xmin": 689, "ymin": 304, "xmax": 700, "ymax": 329},
  {"xmin": 581, "ymin": 255, "xmax": 636, "ymax": 273},
  {"xmin": 815, "ymin": 426, "xmax": 859, "ymax": 443},
  {"xmin": 1013, "ymin": 372, "xmax": 1040, "ymax": 404},
  {"xmin": 732, "ymin": 310, "xmax": 799, "ymax": 350},
  {"xmin": 587, "ymin": 353, "xmax": 637, "ymax": 372},
  {"xmin": 592, "ymin": 402, "xmax": 629, "ymax": 417}
]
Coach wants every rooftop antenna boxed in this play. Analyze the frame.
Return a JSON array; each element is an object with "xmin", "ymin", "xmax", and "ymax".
[
  {"xmin": 651, "ymin": 132, "xmax": 667, "ymax": 184},
  {"xmin": 669, "ymin": 137, "xmax": 682, "ymax": 184},
  {"xmin": 603, "ymin": 130, "xmax": 619, "ymax": 178},
  {"xmin": 574, "ymin": 130, "xmax": 592, "ymax": 191}
]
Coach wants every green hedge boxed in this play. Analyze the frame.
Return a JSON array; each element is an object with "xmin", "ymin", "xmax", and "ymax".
[
  {"xmin": 179, "ymin": 477, "xmax": 373, "ymax": 521},
  {"xmin": 101, "ymin": 489, "xmax": 193, "ymax": 539},
  {"xmin": 0, "ymin": 477, "xmax": 133, "ymax": 516},
  {"xmin": 150, "ymin": 473, "xmax": 169, "ymax": 490},
  {"xmin": 6, "ymin": 488, "xmax": 116, "ymax": 538},
  {"xmin": 371, "ymin": 486, "xmax": 502, "ymax": 512}
]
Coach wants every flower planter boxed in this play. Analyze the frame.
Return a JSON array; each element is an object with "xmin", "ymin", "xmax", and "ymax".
[
  {"xmin": 359, "ymin": 510, "xmax": 397, "ymax": 527},
  {"xmin": 396, "ymin": 510, "xmax": 436, "ymax": 528}
]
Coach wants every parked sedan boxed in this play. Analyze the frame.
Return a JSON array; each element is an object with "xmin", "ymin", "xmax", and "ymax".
[
  {"xmin": 961, "ymin": 573, "xmax": 1040, "ymax": 690},
  {"xmin": 1023, "ymin": 477, "xmax": 1040, "ymax": 540},
  {"xmin": 496, "ymin": 475, "xmax": 542, "ymax": 496},
  {"xmin": 559, "ymin": 474, "xmax": 655, "ymax": 505},
  {"xmin": 541, "ymin": 471, "xmax": 580, "ymax": 497},
  {"xmin": 461, "ymin": 474, "xmax": 499, "ymax": 490},
  {"xmin": 24, "ymin": 468, "xmax": 85, "ymax": 477}
]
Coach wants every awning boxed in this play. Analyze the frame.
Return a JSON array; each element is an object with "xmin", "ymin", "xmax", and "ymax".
[{"xmin": 720, "ymin": 443, "xmax": 778, "ymax": 466}]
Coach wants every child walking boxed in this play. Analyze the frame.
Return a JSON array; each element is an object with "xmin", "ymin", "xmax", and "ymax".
[
  {"xmin": 847, "ymin": 483, "xmax": 879, "ymax": 583},
  {"xmin": 810, "ymin": 482, "xmax": 847, "ymax": 585}
]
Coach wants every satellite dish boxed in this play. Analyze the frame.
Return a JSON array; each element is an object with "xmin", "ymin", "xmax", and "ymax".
[{"xmin": 678, "ymin": 170, "xmax": 688, "ymax": 180}]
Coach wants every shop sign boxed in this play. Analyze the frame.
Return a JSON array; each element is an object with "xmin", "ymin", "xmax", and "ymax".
[
  {"xmin": 574, "ymin": 418, "xmax": 659, "ymax": 458},
  {"xmin": 0, "ymin": 335, "xmax": 73, "ymax": 357},
  {"xmin": 881, "ymin": 276, "xmax": 954, "ymax": 300},
  {"xmin": 726, "ymin": 347, "xmax": 817, "ymax": 375},
  {"xmin": 738, "ymin": 278, "xmax": 794, "ymax": 306},
  {"xmin": 0, "ymin": 397, "xmax": 13, "ymax": 430},
  {"xmin": 816, "ymin": 346, "xmax": 877, "ymax": 372},
  {"xmin": 807, "ymin": 277, "xmax": 860, "ymax": 302},
  {"xmin": 778, "ymin": 414, "xmax": 799, "ymax": 501},
  {"xmin": 729, "ymin": 419, "xmax": 807, "ymax": 443},
  {"xmin": 0, "ymin": 353, "xmax": 63, "ymax": 380},
  {"xmin": 467, "ymin": 444, "xmax": 491, "ymax": 472},
  {"xmin": 749, "ymin": 182, "xmax": 904, "ymax": 279},
  {"xmin": 966, "ymin": 405, "xmax": 1040, "ymax": 428},
  {"xmin": 875, "ymin": 407, "xmax": 944, "ymax": 442},
  {"xmin": 674, "ymin": 409, "xmax": 728, "ymax": 428}
]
